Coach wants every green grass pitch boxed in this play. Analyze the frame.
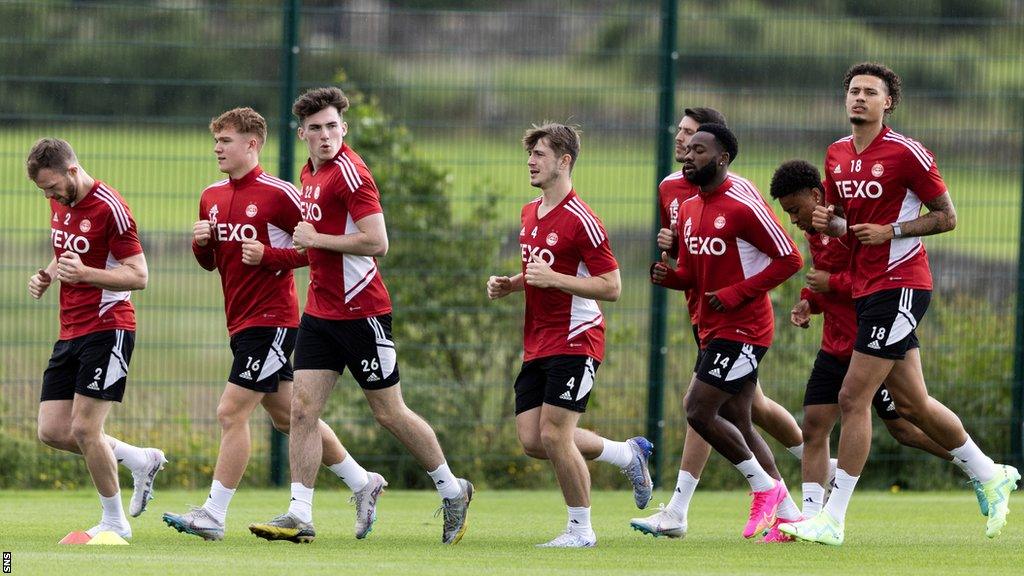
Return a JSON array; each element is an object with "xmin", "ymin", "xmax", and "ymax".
[{"xmin": 2, "ymin": 488, "xmax": 1021, "ymax": 575}]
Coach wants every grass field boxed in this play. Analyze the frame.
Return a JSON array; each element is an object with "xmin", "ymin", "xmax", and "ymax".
[{"xmin": 2, "ymin": 488, "xmax": 1022, "ymax": 575}]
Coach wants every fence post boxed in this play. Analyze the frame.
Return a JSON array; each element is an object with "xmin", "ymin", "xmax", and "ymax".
[
  {"xmin": 270, "ymin": 0, "xmax": 301, "ymax": 488},
  {"xmin": 1013, "ymin": 99, "xmax": 1024, "ymax": 469},
  {"xmin": 645, "ymin": 0, "xmax": 678, "ymax": 488}
]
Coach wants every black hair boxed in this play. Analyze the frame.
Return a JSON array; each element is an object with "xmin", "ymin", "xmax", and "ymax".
[
  {"xmin": 684, "ymin": 107, "xmax": 727, "ymax": 126},
  {"xmin": 696, "ymin": 122, "xmax": 739, "ymax": 163},
  {"xmin": 843, "ymin": 62, "xmax": 902, "ymax": 116},
  {"xmin": 770, "ymin": 159, "xmax": 822, "ymax": 199}
]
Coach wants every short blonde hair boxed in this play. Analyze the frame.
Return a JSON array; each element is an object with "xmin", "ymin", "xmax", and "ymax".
[{"xmin": 209, "ymin": 107, "xmax": 267, "ymax": 143}]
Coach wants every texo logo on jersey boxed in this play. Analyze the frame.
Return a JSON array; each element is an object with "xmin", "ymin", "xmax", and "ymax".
[
  {"xmin": 215, "ymin": 222, "xmax": 258, "ymax": 242},
  {"xmin": 300, "ymin": 202, "xmax": 323, "ymax": 222},
  {"xmin": 835, "ymin": 180, "xmax": 883, "ymax": 199},
  {"xmin": 51, "ymin": 229, "xmax": 90, "ymax": 253},
  {"xmin": 685, "ymin": 236, "xmax": 727, "ymax": 256},
  {"xmin": 520, "ymin": 244, "xmax": 555, "ymax": 265}
]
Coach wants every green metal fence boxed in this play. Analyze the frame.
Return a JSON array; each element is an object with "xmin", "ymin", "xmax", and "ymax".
[{"xmin": 1, "ymin": 0, "xmax": 1022, "ymax": 493}]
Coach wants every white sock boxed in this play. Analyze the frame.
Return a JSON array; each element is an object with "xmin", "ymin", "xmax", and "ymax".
[
  {"xmin": 594, "ymin": 438, "xmax": 633, "ymax": 468},
  {"xmin": 735, "ymin": 457, "xmax": 775, "ymax": 492},
  {"xmin": 287, "ymin": 483, "xmax": 314, "ymax": 523},
  {"xmin": 567, "ymin": 506, "xmax": 592, "ymax": 534},
  {"xmin": 664, "ymin": 470, "xmax": 699, "ymax": 520},
  {"xmin": 203, "ymin": 480, "xmax": 235, "ymax": 523},
  {"xmin": 950, "ymin": 456, "xmax": 975, "ymax": 480},
  {"xmin": 776, "ymin": 480, "xmax": 801, "ymax": 520},
  {"xmin": 427, "ymin": 462, "xmax": 462, "ymax": 500},
  {"xmin": 99, "ymin": 491, "xmax": 128, "ymax": 526},
  {"xmin": 822, "ymin": 469, "xmax": 859, "ymax": 523},
  {"xmin": 328, "ymin": 454, "xmax": 370, "ymax": 492},
  {"xmin": 801, "ymin": 482, "xmax": 825, "ymax": 517},
  {"xmin": 949, "ymin": 437, "xmax": 996, "ymax": 482},
  {"xmin": 787, "ymin": 443, "xmax": 804, "ymax": 459},
  {"xmin": 110, "ymin": 439, "xmax": 148, "ymax": 472}
]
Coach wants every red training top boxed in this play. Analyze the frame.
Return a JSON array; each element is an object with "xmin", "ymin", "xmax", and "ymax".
[
  {"xmin": 193, "ymin": 166, "xmax": 305, "ymax": 335},
  {"xmin": 49, "ymin": 180, "xmax": 143, "ymax": 340},
  {"xmin": 519, "ymin": 190, "xmax": 619, "ymax": 362}
]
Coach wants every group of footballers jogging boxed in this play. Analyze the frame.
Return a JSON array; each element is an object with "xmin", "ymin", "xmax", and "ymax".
[{"xmin": 25, "ymin": 61, "xmax": 1018, "ymax": 548}]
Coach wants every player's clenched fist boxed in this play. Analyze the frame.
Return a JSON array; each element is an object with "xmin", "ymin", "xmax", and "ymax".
[
  {"xmin": 487, "ymin": 275, "xmax": 513, "ymax": 300},
  {"xmin": 524, "ymin": 254, "xmax": 559, "ymax": 289},
  {"xmin": 650, "ymin": 251, "xmax": 673, "ymax": 284},
  {"xmin": 811, "ymin": 204, "xmax": 834, "ymax": 233},
  {"xmin": 656, "ymin": 227, "xmax": 676, "ymax": 251},
  {"xmin": 56, "ymin": 251, "xmax": 87, "ymax": 284},
  {"xmin": 193, "ymin": 220, "xmax": 214, "ymax": 247},
  {"xmin": 849, "ymin": 222, "xmax": 893, "ymax": 246},
  {"xmin": 292, "ymin": 221, "xmax": 318, "ymax": 253},
  {"xmin": 240, "ymin": 238, "xmax": 265, "ymax": 265},
  {"xmin": 791, "ymin": 298, "xmax": 811, "ymax": 328},
  {"xmin": 28, "ymin": 268, "xmax": 52, "ymax": 299},
  {"xmin": 805, "ymin": 268, "xmax": 831, "ymax": 293}
]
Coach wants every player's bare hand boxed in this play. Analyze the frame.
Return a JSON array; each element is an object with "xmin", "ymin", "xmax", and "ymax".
[
  {"xmin": 293, "ymin": 221, "xmax": 318, "ymax": 251},
  {"xmin": 650, "ymin": 251, "xmax": 673, "ymax": 284},
  {"xmin": 806, "ymin": 268, "xmax": 831, "ymax": 293},
  {"xmin": 791, "ymin": 299, "xmax": 811, "ymax": 328},
  {"xmin": 56, "ymin": 251, "xmax": 88, "ymax": 284},
  {"xmin": 241, "ymin": 238, "xmax": 265, "ymax": 265},
  {"xmin": 28, "ymin": 268, "xmax": 52, "ymax": 299},
  {"xmin": 524, "ymin": 254, "xmax": 559, "ymax": 289},
  {"xmin": 487, "ymin": 275, "xmax": 514, "ymax": 300},
  {"xmin": 193, "ymin": 220, "xmax": 214, "ymax": 247},
  {"xmin": 811, "ymin": 204, "xmax": 834, "ymax": 232},
  {"xmin": 705, "ymin": 291, "xmax": 725, "ymax": 312},
  {"xmin": 656, "ymin": 227, "xmax": 677, "ymax": 251},
  {"xmin": 850, "ymin": 222, "xmax": 894, "ymax": 246}
]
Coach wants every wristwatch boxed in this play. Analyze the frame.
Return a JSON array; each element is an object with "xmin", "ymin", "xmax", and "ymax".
[{"xmin": 891, "ymin": 222, "xmax": 903, "ymax": 239}]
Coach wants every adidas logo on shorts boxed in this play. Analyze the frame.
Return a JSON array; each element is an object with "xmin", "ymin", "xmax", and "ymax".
[
  {"xmin": 87, "ymin": 382, "xmax": 100, "ymax": 390},
  {"xmin": 708, "ymin": 368, "xmax": 722, "ymax": 378},
  {"xmin": 239, "ymin": 370, "xmax": 253, "ymax": 380},
  {"xmin": 868, "ymin": 341, "xmax": 881, "ymax": 350},
  {"xmin": 559, "ymin": 390, "xmax": 573, "ymax": 401},
  {"xmin": 366, "ymin": 373, "xmax": 380, "ymax": 382}
]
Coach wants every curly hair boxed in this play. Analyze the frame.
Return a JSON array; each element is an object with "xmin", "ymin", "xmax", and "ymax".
[
  {"xmin": 697, "ymin": 122, "xmax": 738, "ymax": 163},
  {"xmin": 843, "ymin": 62, "xmax": 902, "ymax": 116},
  {"xmin": 292, "ymin": 87, "xmax": 350, "ymax": 125},
  {"xmin": 770, "ymin": 159, "xmax": 822, "ymax": 199}
]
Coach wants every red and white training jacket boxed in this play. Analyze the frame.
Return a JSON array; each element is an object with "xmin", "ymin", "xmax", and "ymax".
[
  {"xmin": 193, "ymin": 166, "xmax": 304, "ymax": 336},
  {"xmin": 519, "ymin": 190, "xmax": 619, "ymax": 362},
  {"xmin": 823, "ymin": 126, "xmax": 947, "ymax": 298},
  {"xmin": 298, "ymin": 144, "xmax": 392, "ymax": 321},
  {"xmin": 50, "ymin": 180, "xmax": 143, "ymax": 340},
  {"xmin": 658, "ymin": 170, "xmax": 700, "ymax": 325},
  {"xmin": 661, "ymin": 175, "xmax": 802, "ymax": 348},
  {"xmin": 802, "ymin": 231, "xmax": 856, "ymax": 358}
]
